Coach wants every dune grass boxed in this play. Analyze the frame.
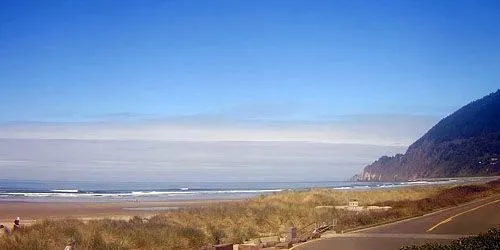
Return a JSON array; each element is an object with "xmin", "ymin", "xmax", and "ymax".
[{"xmin": 1, "ymin": 180, "xmax": 499, "ymax": 250}]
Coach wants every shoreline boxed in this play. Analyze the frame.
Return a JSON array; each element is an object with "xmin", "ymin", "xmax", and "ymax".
[
  {"xmin": 0, "ymin": 199, "xmax": 237, "ymax": 226},
  {"xmin": 1, "ymin": 176, "xmax": 496, "ymax": 227},
  {"xmin": 1, "ymin": 178, "xmax": 499, "ymax": 249}
]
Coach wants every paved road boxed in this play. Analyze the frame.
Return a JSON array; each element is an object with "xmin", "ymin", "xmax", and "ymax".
[{"xmin": 295, "ymin": 195, "xmax": 500, "ymax": 250}]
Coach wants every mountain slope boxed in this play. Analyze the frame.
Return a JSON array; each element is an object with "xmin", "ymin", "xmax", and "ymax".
[{"xmin": 359, "ymin": 89, "xmax": 500, "ymax": 181}]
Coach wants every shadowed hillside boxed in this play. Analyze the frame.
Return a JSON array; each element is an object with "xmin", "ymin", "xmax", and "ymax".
[{"xmin": 359, "ymin": 89, "xmax": 500, "ymax": 181}]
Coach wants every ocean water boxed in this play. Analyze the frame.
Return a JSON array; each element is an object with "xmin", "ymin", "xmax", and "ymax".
[{"xmin": 0, "ymin": 179, "xmax": 458, "ymax": 202}]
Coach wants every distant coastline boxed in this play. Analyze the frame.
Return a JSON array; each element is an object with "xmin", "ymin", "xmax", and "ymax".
[
  {"xmin": 1, "ymin": 176, "xmax": 495, "ymax": 226},
  {"xmin": 0, "ymin": 178, "xmax": 482, "ymax": 203}
]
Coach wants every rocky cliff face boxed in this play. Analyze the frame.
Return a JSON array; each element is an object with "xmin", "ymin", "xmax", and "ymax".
[{"xmin": 358, "ymin": 89, "xmax": 500, "ymax": 181}]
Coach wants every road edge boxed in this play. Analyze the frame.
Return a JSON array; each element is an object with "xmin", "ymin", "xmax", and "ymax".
[{"xmin": 290, "ymin": 193, "xmax": 500, "ymax": 250}]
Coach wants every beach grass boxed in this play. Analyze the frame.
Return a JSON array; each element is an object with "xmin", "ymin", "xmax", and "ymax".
[{"xmin": 1, "ymin": 180, "xmax": 499, "ymax": 250}]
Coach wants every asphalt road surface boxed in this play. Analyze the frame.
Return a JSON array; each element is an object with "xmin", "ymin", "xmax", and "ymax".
[{"xmin": 295, "ymin": 195, "xmax": 500, "ymax": 250}]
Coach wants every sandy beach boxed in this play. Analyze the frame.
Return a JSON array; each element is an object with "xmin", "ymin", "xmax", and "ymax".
[
  {"xmin": 2, "ymin": 177, "xmax": 496, "ymax": 227},
  {"xmin": 0, "ymin": 199, "xmax": 233, "ymax": 226}
]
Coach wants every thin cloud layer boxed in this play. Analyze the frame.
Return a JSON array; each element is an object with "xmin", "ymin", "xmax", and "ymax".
[
  {"xmin": 0, "ymin": 139, "xmax": 405, "ymax": 182},
  {"xmin": 0, "ymin": 114, "xmax": 439, "ymax": 146},
  {"xmin": 0, "ymin": 114, "xmax": 440, "ymax": 181}
]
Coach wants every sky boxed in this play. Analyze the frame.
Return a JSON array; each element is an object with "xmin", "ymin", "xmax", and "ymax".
[{"xmin": 0, "ymin": 1, "xmax": 499, "ymax": 182}]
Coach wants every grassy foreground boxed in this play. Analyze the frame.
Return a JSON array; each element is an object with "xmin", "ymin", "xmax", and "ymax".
[{"xmin": 1, "ymin": 180, "xmax": 499, "ymax": 250}]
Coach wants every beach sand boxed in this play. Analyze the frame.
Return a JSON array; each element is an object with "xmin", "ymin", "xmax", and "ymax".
[
  {"xmin": 0, "ymin": 199, "xmax": 232, "ymax": 226},
  {"xmin": 2, "ymin": 177, "xmax": 496, "ymax": 227}
]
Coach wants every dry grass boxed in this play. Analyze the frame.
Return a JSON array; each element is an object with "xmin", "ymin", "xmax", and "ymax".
[{"xmin": 1, "ymin": 180, "xmax": 499, "ymax": 250}]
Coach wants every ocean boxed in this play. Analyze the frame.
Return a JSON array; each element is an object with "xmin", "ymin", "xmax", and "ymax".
[{"xmin": 0, "ymin": 179, "xmax": 459, "ymax": 202}]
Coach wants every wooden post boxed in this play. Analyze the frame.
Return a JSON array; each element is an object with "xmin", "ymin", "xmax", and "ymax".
[{"xmin": 286, "ymin": 227, "xmax": 297, "ymax": 241}]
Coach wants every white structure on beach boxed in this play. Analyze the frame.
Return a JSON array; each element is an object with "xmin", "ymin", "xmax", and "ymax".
[
  {"xmin": 333, "ymin": 199, "xmax": 391, "ymax": 212},
  {"xmin": 348, "ymin": 199, "xmax": 359, "ymax": 207}
]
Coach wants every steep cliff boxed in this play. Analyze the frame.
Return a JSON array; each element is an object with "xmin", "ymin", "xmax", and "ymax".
[{"xmin": 359, "ymin": 89, "xmax": 500, "ymax": 181}]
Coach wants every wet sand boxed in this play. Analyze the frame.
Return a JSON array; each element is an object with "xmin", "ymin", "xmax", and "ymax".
[{"xmin": 0, "ymin": 199, "xmax": 234, "ymax": 226}]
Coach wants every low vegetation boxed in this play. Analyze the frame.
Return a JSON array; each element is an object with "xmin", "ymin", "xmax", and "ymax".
[
  {"xmin": 401, "ymin": 228, "xmax": 500, "ymax": 250},
  {"xmin": 1, "ymin": 180, "xmax": 499, "ymax": 250}
]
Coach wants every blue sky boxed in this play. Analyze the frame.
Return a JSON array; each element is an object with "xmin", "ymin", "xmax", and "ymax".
[
  {"xmin": 1, "ymin": 0, "xmax": 499, "ymax": 122},
  {"xmin": 0, "ymin": 1, "xmax": 499, "ymax": 181}
]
